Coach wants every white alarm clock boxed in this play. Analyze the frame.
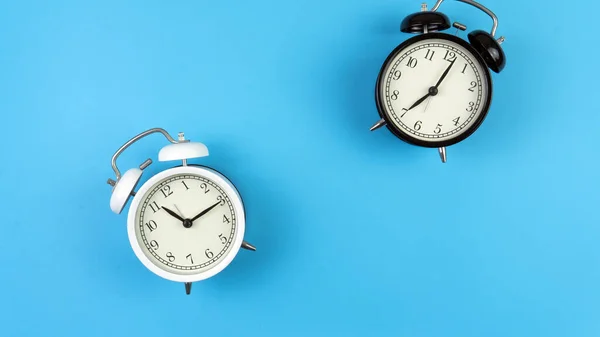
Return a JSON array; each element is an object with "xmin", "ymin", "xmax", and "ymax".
[{"xmin": 107, "ymin": 128, "xmax": 256, "ymax": 295}]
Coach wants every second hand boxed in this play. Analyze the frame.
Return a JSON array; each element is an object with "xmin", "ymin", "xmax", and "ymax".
[
  {"xmin": 174, "ymin": 204, "xmax": 185, "ymax": 218},
  {"xmin": 423, "ymin": 96, "xmax": 432, "ymax": 113}
]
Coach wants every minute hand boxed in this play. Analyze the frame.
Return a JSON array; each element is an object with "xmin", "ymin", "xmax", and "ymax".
[
  {"xmin": 434, "ymin": 58, "xmax": 456, "ymax": 88},
  {"xmin": 190, "ymin": 201, "xmax": 221, "ymax": 222}
]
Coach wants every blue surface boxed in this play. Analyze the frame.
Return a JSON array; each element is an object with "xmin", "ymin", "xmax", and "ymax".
[{"xmin": 1, "ymin": 0, "xmax": 598, "ymax": 336}]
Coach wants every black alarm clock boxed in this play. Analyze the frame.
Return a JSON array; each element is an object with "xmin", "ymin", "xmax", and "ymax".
[{"xmin": 370, "ymin": 0, "xmax": 506, "ymax": 163}]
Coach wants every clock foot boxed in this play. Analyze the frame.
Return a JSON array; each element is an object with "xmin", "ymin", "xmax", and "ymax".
[
  {"xmin": 185, "ymin": 282, "xmax": 192, "ymax": 295},
  {"xmin": 369, "ymin": 119, "xmax": 387, "ymax": 131},
  {"xmin": 438, "ymin": 147, "xmax": 447, "ymax": 163},
  {"xmin": 241, "ymin": 241, "xmax": 256, "ymax": 251}
]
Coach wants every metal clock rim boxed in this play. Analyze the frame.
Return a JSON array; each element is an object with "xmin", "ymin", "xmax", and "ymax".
[
  {"xmin": 374, "ymin": 32, "xmax": 493, "ymax": 149},
  {"xmin": 126, "ymin": 165, "xmax": 246, "ymax": 283}
]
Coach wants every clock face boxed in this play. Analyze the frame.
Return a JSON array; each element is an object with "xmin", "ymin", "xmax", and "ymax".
[
  {"xmin": 133, "ymin": 172, "xmax": 238, "ymax": 277},
  {"xmin": 377, "ymin": 34, "xmax": 492, "ymax": 147}
]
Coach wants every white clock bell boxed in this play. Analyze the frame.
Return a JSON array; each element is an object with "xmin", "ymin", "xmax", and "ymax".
[{"xmin": 107, "ymin": 128, "xmax": 256, "ymax": 295}]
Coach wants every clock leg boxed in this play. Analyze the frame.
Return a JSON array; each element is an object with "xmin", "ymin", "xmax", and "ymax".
[
  {"xmin": 185, "ymin": 282, "xmax": 192, "ymax": 295},
  {"xmin": 438, "ymin": 147, "xmax": 447, "ymax": 163},
  {"xmin": 241, "ymin": 241, "xmax": 256, "ymax": 251},
  {"xmin": 369, "ymin": 119, "xmax": 387, "ymax": 131}
]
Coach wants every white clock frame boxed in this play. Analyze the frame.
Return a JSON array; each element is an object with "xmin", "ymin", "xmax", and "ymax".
[{"xmin": 126, "ymin": 165, "xmax": 246, "ymax": 283}]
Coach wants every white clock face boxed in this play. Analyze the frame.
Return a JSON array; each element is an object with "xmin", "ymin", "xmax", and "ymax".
[
  {"xmin": 133, "ymin": 172, "xmax": 238, "ymax": 277},
  {"xmin": 379, "ymin": 36, "xmax": 491, "ymax": 145}
]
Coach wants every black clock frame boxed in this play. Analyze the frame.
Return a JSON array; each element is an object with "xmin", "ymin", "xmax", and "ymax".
[{"xmin": 374, "ymin": 32, "xmax": 493, "ymax": 149}]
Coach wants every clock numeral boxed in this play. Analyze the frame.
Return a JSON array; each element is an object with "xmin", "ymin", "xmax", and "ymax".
[
  {"xmin": 424, "ymin": 49, "xmax": 435, "ymax": 61},
  {"xmin": 444, "ymin": 50, "xmax": 457, "ymax": 62},
  {"xmin": 391, "ymin": 90, "xmax": 399, "ymax": 100},
  {"xmin": 414, "ymin": 120, "xmax": 422, "ymax": 131},
  {"xmin": 453, "ymin": 117, "xmax": 461, "ymax": 126},
  {"xmin": 466, "ymin": 101, "xmax": 475, "ymax": 112},
  {"xmin": 216, "ymin": 195, "xmax": 225, "ymax": 206},
  {"xmin": 181, "ymin": 181, "xmax": 189, "ymax": 190},
  {"xmin": 145, "ymin": 220, "xmax": 158, "ymax": 232},
  {"xmin": 392, "ymin": 70, "xmax": 402, "ymax": 80},
  {"xmin": 434, "ymin": 124, "xmax": 442, "ymax": 134},
  {"xmin": 149, "ymin": 201, "xmax": 160, "ymax": 213},
  {"xmin": 166, "ymin": 252, "xmax": 175, "ymax": 262},
  {"xmin": 160, "ymin": 185, "xmax": 173, "ymax": 198},
  {"xmin": 223, "ymin": 214, "xmax": 230, "ymax": 224},
  {"xmin": 401, "ymin": 108, "xmax": 409, "ymax": 118},
  {"xmin": 462, "ymin": 63, "xmax": 468, "ymax": 74},
  {"xmin": 186, "ymin": 254, "xmax": 194, "ymax": 264},
  {"xmin": 406, "ymin": 56, "xmax": 418, "ymax": 68},
  {"xmin": 219, "ymin": 233, "xmax": 227, "ymax": 244},
  {"xmin": 150, "ymin": 240, "xmax": 159, "ymax": 250},
  {"xmin": 200, "ymin": 183, "xmax": 210, "ymax": 194},
  {"xmin": 205, "ymin": 249, "xmax": 214, "ymax": 259},
  {"xmin": 468, "ymin": 81, "xmax": 477, "ymax": 92}
]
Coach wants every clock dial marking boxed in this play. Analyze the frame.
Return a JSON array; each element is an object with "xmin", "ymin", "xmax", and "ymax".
[
  {"xmin": 135, "ymin": 174, "xmax": 236, "ymax": 275},
  {"xmin": 377, "ymin": 35, "xmax": 492, "ymax": 147}
]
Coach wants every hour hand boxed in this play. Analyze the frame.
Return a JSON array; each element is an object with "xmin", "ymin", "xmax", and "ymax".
[
  {"xmin": 161, "ymin": 206, "xmax": 185, "ymax": 222},
  {"xmin": 407, "ymin": 91, "xmax": 431, "ymax": 111}
]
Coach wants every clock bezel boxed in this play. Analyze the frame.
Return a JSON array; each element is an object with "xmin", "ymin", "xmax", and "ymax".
[
  {"xmin": 374, "ymin": 32, "xmax": 493, "ymax": 148},
  {"xmin": 126, "ymin": 165, "xmax": 246, "ymax": 283}
]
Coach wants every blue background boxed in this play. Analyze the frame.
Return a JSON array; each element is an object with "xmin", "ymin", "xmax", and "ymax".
[{"xmin": 1, "ymin": 0, "xmax": 598, "ymax": 336}]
